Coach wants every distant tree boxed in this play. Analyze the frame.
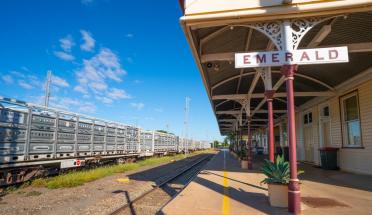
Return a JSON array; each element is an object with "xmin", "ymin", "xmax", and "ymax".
[
  {"xmin": 225, "ymin": 133, "xmax": 236, "ymax": 145},
  {"xmin": 223, "ymin": 137, "xmax": 229, "ymax": 147},
  {"xmin": 213, "ymin": 140, "xmax": 219, "ymax": 148},
  {"xmin": 155, "ymin": 130, "xmax": 175, "ymax": 135},
  {"xmin": 156, "ymin": 130, "xmax": 168, "ymax": 133}
]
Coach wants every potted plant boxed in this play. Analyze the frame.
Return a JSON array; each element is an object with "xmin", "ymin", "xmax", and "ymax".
[
  {"xmin": 240, "ymin": 148, "xmax": 248, "ymax": 169},
  {"xmin": 261, "ymin": 155, "xmax": 303, "ymax": 207}
]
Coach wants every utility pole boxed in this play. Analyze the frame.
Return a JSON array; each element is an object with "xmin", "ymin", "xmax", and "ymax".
[
  {"xmin": 184, "ymin": 96, "xmax": 190, "ymax": 156},
  {"xmin": 44, "ymin": 70, "xmax": 52, "ymax": 108}
]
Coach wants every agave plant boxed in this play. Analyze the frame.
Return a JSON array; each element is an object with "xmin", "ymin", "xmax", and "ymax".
[{"xmin": 261, "ymin": 155, "xmax": 303, "ymax": 184}]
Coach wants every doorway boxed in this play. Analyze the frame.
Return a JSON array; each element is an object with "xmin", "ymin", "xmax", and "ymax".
[
  {"xmin": 303, "ymin": 112, "xmax": 314, "ymax": 163},
  {"xmin": 319, "ymin": 105, "xmax": 332, "ymax": 148}
]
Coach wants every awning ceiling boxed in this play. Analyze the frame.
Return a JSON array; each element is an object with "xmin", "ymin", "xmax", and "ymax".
[{"xmin": 188, "ymin": 11, "xmax": 372, "ymax": 135}]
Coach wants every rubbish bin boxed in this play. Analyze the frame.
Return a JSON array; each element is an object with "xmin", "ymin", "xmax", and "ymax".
[{"xmin": 319, "ymin": 147, "xmax": 339, "ymax": 170}]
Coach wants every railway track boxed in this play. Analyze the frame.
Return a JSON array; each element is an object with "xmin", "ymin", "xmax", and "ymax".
[{"xmin": 109, "ymin": 154, "xmax": 214, "ymax": 215}]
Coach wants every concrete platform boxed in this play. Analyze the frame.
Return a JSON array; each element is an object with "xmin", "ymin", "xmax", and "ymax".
[{"xmin": 161, "ymin": 149, "xmax": 372, "ymax": 215}]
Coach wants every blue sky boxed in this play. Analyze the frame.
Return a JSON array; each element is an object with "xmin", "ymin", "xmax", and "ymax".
[{"xmin": 0, "ymin": 0, "xmax": 223, "ymax": 141}]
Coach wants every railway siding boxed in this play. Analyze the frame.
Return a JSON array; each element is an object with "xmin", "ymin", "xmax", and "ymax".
[{"xmin": 0, "ymin": 151, "xmax": 215, "ymax": 215}]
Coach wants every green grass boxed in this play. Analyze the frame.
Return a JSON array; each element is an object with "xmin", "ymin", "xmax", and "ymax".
[{"xmin": 31, "ymin": 150, "xmax": 213, "ymax": 189}]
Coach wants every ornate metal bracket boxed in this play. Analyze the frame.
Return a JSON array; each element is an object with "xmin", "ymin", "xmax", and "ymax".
[
  {"xmin": 258, "ymin": 67, "xmax": 272, "ymax": 90},
  {"xmin": 245, "ymin": 16, "xmax": 336, "ymax": 51}
]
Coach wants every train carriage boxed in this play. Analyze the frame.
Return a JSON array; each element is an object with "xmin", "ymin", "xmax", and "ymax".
[{"xmin": 0, "ymin": 97, "xmax": 209, "ymax": 186}]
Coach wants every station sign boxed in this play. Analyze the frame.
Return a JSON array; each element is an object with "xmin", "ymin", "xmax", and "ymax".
[{"xmin": 235, "ymin": 46, "xmax": 349, "ymax": 68}]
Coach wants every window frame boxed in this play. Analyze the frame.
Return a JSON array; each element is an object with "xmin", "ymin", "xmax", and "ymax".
[
  {"xmin": 303, "ymin": 111, "xmax": 313, "ymax": 126},
  {"xmin": 340, "ymin": 90, "xmax": 363, "ymax": 148}
]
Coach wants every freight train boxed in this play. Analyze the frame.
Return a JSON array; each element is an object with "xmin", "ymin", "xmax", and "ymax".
[{"xmin": 0, "ymin": 97, "xmax": 210, "ymax": 186}]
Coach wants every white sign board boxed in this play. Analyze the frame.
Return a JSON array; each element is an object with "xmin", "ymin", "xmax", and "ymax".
[{"xmin": 235, "ymin": 46, "xmax": 349, "ymax": 68}]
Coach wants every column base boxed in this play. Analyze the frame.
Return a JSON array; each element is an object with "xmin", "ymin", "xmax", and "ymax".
[{"xmin": 288, "ymin": 180, "xmax": 301, "ymax": 214}]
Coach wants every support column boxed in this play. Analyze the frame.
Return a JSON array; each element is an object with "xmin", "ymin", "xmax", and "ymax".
[
  {"xmin": 281, "ymin": 64, "xmax": 301, "ymax": 214},
  {"xmin": 247, "ymin": 117, "xmax": 253, "ymax": 170},
  {"xmin": 264, "ymin": 90, "xmax": 275, "ymax": 162}
]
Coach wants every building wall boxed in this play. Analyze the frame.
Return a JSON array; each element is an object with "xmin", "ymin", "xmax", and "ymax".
[
  {"xmin": 295, "ymin": 79, "xmax": 372, "ymax": 175},
  {"xmin": 338, "ymin": 80, "xmax": 372, "ymax": 175}
]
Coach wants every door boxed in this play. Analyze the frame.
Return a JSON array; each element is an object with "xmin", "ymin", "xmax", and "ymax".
[
  {"xmin": 320, "ymin": 120, "xmax": 331, "ymax": 147},
  {"xmin": 303, "ymin": 112, "xmax": 314, "ymax": 163},
  {"xmin": 304, "ymin": 126, "xmax": 314, "ymax": 162},
  {"xmin": 319, "ymin": 105, "xmax": 331, "ymax": 148}
]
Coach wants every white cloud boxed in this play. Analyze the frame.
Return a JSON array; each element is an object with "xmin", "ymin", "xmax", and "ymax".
[
  {"xmin": 80, "ymin": 30, "xmax": 95, "ymax": 52},
  {"xmin": 133, "ymin": 79, "xmax": 143, "ymax": 84},
  {"xmin": 76, "ymin": 48, "xmax": 126, "ymax": 84},
  {"xmin": 54, "ymin": 51, "xmax": 75, "ymax": 61},
  {"xmin": 18, "ymin": 80, "xmax": 33, "ymax": 89},
  {"xmin": 52, "ymin": 97, "xmax": 96, "ymax": 114},
  {"xmin": 131, "ymin": 102, "xmax": 144, "ymax": 110},
  {"xmin": 59, "ymin": 35, "xmax": 75, "ymax": 52},
  {"xmin": 27, "ymin": 75, "xmax": 43, "ymax": 88},
  {"xmin": 125, "ymin": 33, "xmax": 134, "ymax": 38},
  {"xmin": 96, "ymin": 96, "xmax": 113, "ymax": 104},
  {"xmin": 52, "ymin": 75, "xmax": 69, "ymax": 87},
  {"xmin": 75, "ymin": 48, "xmax": 129, "ymax": 104},
  {"xmin": 10, "ymin": 71, "xmax": 25, "ymax": 78},
  {"xmin": 90, "ymin": 82, "xmax": 108, "ymax": 92},
  {"xmin": 21, "ymin": 66, "xmax": 30, "ymax": 71},
  {"xmin": 2, "ymin": 74, "xmax": 13, "ymax": 84},
  {"xmin": 78, "ymin": 103, "xmax": 96, "ymax": 113},
  {"xmin": 107, "ymin": 88, "xmax": 131, "ymax": 99},
  {"xmin": 74, "ymin": 85, "xmax": 88, "ymax": 94},
  {"xmin": 31, "ymin": 95, "xmax": 97, "ymax": 114}
]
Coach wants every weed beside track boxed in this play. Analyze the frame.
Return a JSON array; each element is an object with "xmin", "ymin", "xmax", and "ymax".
[{"xmin": 30, "ymin": 150, "xmax": 213, "ymax": 189}]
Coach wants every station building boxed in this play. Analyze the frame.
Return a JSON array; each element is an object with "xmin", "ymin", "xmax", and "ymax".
[
  {"xmin": 179, "ymin": 0, "xmax": 372, "ymax": 176},
  {"xmin": 179, "ymin": 1, "xmax": 372, "ymax": 212}
]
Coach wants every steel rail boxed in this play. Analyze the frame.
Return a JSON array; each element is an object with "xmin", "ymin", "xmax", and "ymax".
[{"xmin": 109, "ymin": 154, "xmax": 214, "ymax": 215}]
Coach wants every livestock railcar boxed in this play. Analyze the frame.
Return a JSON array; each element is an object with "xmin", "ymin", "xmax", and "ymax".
[
  {"xmin": 0, "ymin": 97, "xmax": 209, "ymax": 186},
  {"xmin": 140, "ymin": 130, "xmax": 178, "ymax": 156},
  {"xmin": 140, "ymin": 130, "xmax": 154, "ymax": 156},
  {"xmin": 0, "ymin": 97, "xmax": 141, "ymax": 186}
]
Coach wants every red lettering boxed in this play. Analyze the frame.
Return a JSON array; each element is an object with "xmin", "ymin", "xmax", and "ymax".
[
  {"xmin": 329, "ymin": 50, "xmax": 338, "ymax": 59},
  {"xmin": 285, "ymin": 52, "xmax": 293, "ymax": 62},
  {"xmin": 272, "ymin": 53, "xmax": 279, "ymax": 63},
  {"xmin": 300, "ymin": 51, "xmax": 310, "ymax": 61},
  {"xmin": 256, "ymin": 54, "xmax": 266, "ymax": 64},
  {"xmin": 315, "ymin": 50, "xmax": 324, "ymax": 60},
  {"xmin": 244, "ymin": 55, "xmax": 251, "ymax": 64}
]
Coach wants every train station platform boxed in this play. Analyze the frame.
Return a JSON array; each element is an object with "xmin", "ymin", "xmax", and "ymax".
[{"xmin": 161, "ymin": 149, "xmax": 372, "ymax": 215}]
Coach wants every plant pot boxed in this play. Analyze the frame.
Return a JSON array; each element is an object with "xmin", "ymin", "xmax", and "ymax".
[
  {"xmin": 241, "ymin": 160, "xmax": 248, "ymax": 169},
  {"xmin": 267, "ymin": 183, "xmax": 288, "ymax": 207}
]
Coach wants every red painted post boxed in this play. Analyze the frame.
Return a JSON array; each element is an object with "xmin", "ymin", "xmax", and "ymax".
[
  {"xmin": 281, "ymin": 64, "xmax": 301, "ymax": 214},
  {"xmin": 247, "ymin": 118, "xmax": 253, "ymax": 170},
  {"xmin": 264, "ymin": 90, "xmax": 275, "ymax": 162}
]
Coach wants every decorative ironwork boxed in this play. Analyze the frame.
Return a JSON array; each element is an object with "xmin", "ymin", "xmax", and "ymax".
[
  {"xmin": 251, "ymin": 21, "xmax": 283, "ymax": 50},
  {"xmin": 291, "ymin": 17, "xmax": 323, "ymax": 50},
  {"xmin": 246, "ymin": 16, "xmax": 334, "ymax": 51}
]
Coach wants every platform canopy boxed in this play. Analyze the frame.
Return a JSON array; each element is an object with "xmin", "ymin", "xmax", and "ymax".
[{"xmin": 180, "ymin": 0, "xmax": 372, "ymax": 135}]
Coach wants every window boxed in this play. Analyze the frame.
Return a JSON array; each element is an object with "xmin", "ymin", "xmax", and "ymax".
[
  {"xmin": 303, "ymin": 112, "xmax": 312, "ymax": 125},
  {"xmin": 341, "ymin": 92, "xmax": 362, "ymax": 147},
  {"xmin": 322, "ymin": 106, "xmax": 330, "ymax": 117}
]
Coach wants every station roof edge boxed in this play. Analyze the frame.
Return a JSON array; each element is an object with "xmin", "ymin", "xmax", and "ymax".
[{"xmin": 180, "ymin": 1, "xmax": 372, "ymax": 27}]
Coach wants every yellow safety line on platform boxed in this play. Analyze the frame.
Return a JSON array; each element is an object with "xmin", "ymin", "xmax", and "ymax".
[{"xmin": 222, "ymin": 150, "xmax": 230, "ymax": 215}]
